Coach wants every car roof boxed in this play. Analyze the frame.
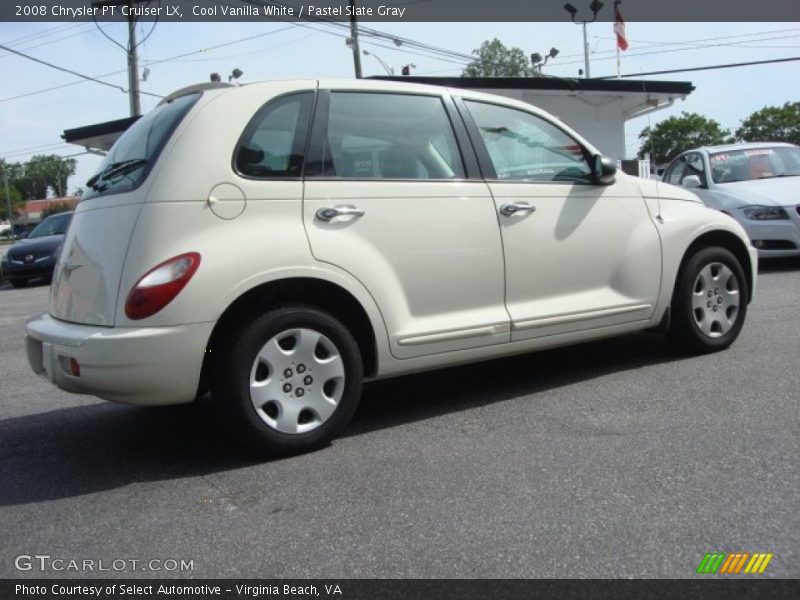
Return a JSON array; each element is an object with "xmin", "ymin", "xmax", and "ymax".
[
  {"xmin": 698, "ymin": 141, "xmax": 798, "ymax": 154},
  {"xmin": 164, "ymin": 78, "xmax": 603, "ymax": 158},
  {"xmin": 195, "ymin": 77, "xmax": 567, "ymax": 118}
]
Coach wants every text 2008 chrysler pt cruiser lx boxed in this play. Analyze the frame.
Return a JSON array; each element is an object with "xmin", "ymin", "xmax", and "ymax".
[{"xmin": 25, "ymin": 79, "xmax": 757, "ymax": 454}]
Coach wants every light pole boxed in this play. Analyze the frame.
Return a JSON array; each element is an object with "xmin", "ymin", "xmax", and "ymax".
[
  {"xmin": 530, "ymin": 47, "xmax": 559, "ymax": 77},
  {"xmin": 362, "ymin": 50, "xmax": 395, "ymax": 75},
  {"xmin": 564, "ymin": 1, "xmax": 604, "ymax": 78}
]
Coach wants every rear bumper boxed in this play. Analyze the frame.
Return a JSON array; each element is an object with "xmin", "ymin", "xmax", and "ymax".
[{"xmin": 25, "ymin": 314, "xmax": 215, "ymax": 406}]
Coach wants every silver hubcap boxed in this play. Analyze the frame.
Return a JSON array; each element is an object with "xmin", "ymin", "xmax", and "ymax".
[
  {"xmin": 691, "ymin": 262, "xmax": 740, "ymax": 338},
  {"xmin": 249, "ymin": 328, "xmax": 345, "ymax": 434}
]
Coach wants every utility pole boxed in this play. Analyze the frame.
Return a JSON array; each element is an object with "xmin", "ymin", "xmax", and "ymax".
[
  {"xmin": 348, "ymin": 0, "xmax": 362, "ymax": 78},
  {"xmin": 92, "ymin": 0, "xmax": 147, "ymax": 116},
  {"xmin": 582, "ymin": 22, "xmax": 590, "ymax": 78},
  {"xmin": 126, "ymin": 2, "xmax": 141, "ymax": 116},
  {"xmin": 3, "ymin": 169, "xmax": 13, "ymax": 231}
]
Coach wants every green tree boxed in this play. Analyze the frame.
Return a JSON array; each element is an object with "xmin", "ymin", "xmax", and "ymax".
[
  {"xmin": 462, "ymin": 38, "xmax": 533, "ymax": 77},
  {"xmin": 638, "ymin": 112, "xmax": 733, "ymax": 165},
  {"xmin": 16, "ymin": 154, "xmax": 77, "ymax": 199},
  {"xmin": 736, "ymin": 102, "xmax": 800, "ymax": 145}
]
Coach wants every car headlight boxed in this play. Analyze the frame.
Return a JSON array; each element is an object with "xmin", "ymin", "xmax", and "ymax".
[{"xmin": 740, "ymin": 205, "xmax": 790, "ymax": 220}]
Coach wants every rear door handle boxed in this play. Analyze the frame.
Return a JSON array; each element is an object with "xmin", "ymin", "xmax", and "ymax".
[
  {"xmin": 316, "ymin": 205, "xmax": 366, "ymax": 221},
  {"xmin": 499, "ymin": 201, "xmax": 536, "ymax": 216}
]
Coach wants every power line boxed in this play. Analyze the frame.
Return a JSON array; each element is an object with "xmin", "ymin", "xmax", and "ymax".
[
  {"xmin": 2, "ymin": 147, "xmax": 76, "ymax": 161},
  {"xmin": 600, "ymin": 55, "xmax": 800, "ymax": 79},
  {"xmin": 233, "ymin": 0, "xmax": 477, "ymax": 64},
  {"xmin": 1, "ymin": 142, "xmax": 72, "ymax": 156},
  {"xmin": 0, "ymin": 25, "xmax": 296, "ymax": 104},
  {"xmin": 557, "ymin": 33, "xmax": 800, "ymax": 67},
  {"xmin": 0, "ymin": 43, "xmax": 166, "ymax": 101},
  {"xmin": 0, "ymin": 24, "xmax": 100, "ymax": 59},
  {"xmin": 0, "ymin": 23, "xmax": 303, "ymax": 105},
  {"xmin": 0, "ymin": 23, "xmax": 88, "ymax": 48},
  {"xmin": 0, "ymin": 43, "xmax": 128, "ymax": 93},
  {"xmin": 0, "ymin": 72, "xmax": 126, "ymax": 104},
  {"xmin": 558, "ymin": 27, "xmax": 800, "ymax": 60},
  {"xmin": 165, "ymin": 30, "xmax": 318, "ymax": 62}
]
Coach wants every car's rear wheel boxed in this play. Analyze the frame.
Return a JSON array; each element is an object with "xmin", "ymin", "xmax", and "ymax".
[
  {"xmin": 670, "ymin": 246, "xmax": 748, "ymax": 353},
  {"xmin": 211, "ymin": 306, "xmax": 363, "ymax": 455}
]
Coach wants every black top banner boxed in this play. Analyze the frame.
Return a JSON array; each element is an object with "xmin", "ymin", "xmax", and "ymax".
[{"xmin": 3, "ymin": 0, "xmax": 800, "ymax": 23}]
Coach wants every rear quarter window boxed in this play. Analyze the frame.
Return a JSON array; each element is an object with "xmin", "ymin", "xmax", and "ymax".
[
  {"xmin": 83, "ymin": 93, "xmax": 200, "ymax": 200},
  {"xmin": 233, "ymin": 92, "xmax": 315, "ymax": 178}
]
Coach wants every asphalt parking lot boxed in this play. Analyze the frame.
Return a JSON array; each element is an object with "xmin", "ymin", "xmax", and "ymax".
[{"xmin": 0, "ymin": 260, "xmax": 798, "ymax": 579}]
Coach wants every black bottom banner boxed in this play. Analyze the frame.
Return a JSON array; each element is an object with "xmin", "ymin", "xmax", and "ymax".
[{"xmin": 2, "ymin": 579, "xmax": 799, "ymax": 600}]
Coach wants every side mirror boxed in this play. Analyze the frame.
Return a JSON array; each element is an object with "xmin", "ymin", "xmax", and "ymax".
[
  {"xmin": 592, "ymin": 154, "xmax": 617, "ymax": 185},
  {"xmin": 681, "ymin": 174, "xmax": 702, "ymax": 188}
]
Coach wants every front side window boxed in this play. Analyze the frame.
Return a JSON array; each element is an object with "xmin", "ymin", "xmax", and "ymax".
[
  {"xmin": 321, "ymin": 93, "xmax": 465, "ymax": 180},
  {"xmin": 234, "ymin": 92, "xmax": 314, "ymax": 178},
  {"xmin": 665, "ymin": 157, "xmax": 689, "ymax": 185},
  {"xmin": 84, "ymin": 93, "xmax": 200, "ymax": 200},
  {"xmin": 667, "ymin": 152, "xmax": 707, "ymax": 186},
  {"xmin": 710, "ymin": 146, "xmax": 800, "ymax": 183},
  {"xmin": 465, "ymin": 101, "xmax": 592, "ymax": 183}
]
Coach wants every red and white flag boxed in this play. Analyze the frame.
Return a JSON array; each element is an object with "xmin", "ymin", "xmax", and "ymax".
[{"xmin": 614, "ymin": 1, "xmax": 629, "ymax": 51}]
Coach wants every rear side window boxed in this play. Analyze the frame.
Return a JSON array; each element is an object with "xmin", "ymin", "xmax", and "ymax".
[
  {"xmin": 234, "ymin": 92, "xmax": 314, "ymax": 178},
  {"xmin": 83, "ymin": 93, "xmax": 200, "ymax": 200},
  {"xmin": 320, "ymin": 93, "xmax": 465, "ymax": 180}
]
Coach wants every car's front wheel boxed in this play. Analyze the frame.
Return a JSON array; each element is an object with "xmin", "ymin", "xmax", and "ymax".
[
  {"xmin": 669, "ymin": 246, "xmax": 748, "ymax": 353},
  {"xmin": 211, "ymin": 306, "xmax": 363, "ymax": 455}
]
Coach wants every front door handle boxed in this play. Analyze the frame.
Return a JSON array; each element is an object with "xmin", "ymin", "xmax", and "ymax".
[
  {"xmin": 499, "ymin": 201, "xmax": 537, "ymax": 217},
  {"xmin": 316, "ymin": 205, "xmax": 366, "ymax": 221}
]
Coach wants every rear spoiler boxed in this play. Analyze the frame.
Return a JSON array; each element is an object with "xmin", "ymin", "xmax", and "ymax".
[{"xmin": 157, "ymin": 82, "xmax": 236, "ymax": 106}]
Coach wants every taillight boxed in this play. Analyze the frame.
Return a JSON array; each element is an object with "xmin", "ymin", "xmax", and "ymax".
[{"xmin": 125, "ymin": 252, "xmax": 201, "ymax": 320}]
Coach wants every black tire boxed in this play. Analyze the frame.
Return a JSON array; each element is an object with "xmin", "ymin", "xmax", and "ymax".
[
  {"xmin": 669, "ymin": 246, "xmax": 748, "ymax": 354},
  {"xmin": 211, "ymin": 306, "xmax": 363, "ymax": 455}
]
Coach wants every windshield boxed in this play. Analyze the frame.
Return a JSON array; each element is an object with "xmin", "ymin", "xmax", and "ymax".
[
  {"xmin": 28, "ymin": 212, "xmax": 72, "ymax": 238},
  {"xmin": 710, "ymin": 146, "xmax": 800, "ymax": 183},
  {"xmin": 83, "ymin": 93, "xmax": 200, "ymax": 200}
]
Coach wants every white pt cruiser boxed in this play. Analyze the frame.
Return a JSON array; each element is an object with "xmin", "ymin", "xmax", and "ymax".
[{"xmin": 25, "ymin": 79, "xmax": 757, "ymax": 454}]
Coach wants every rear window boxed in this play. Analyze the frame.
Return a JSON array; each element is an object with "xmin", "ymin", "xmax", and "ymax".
[
  {"xmin": 83, "ymin": 93, "xmax": 200, "ymax": 200},
  {"xmin": 28, "ymin": 212, "xmax": 72, "ymax": 238}
]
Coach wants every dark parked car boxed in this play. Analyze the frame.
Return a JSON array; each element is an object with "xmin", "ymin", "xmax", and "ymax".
[{"xmin": 1, "ymin": 211, "xmax": 73, "ymax": 287}]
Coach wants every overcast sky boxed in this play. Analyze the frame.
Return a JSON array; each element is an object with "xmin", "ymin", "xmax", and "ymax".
[{"xmin": 1, "ymin": 19, "xmax": 798, "ymax": 193}]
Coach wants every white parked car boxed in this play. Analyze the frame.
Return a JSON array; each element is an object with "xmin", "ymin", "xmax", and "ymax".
[
  {"xmin": 663, "ymin": 142, "xmax": 800, "ymax": 257},
  {"xmin": 25, "ymin": 79, "xmax": 757, "ymax": 454}
]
